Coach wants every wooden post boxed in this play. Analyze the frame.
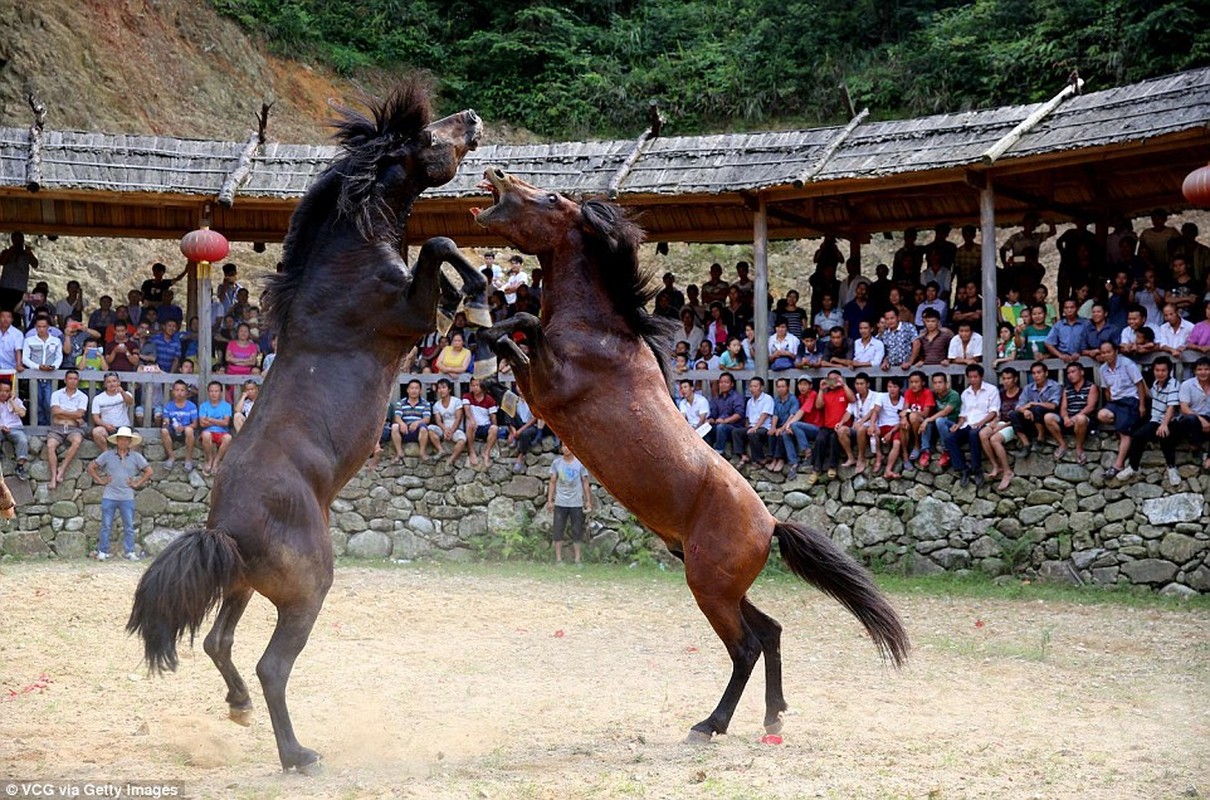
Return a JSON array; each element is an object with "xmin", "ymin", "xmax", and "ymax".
[
  {"xmin": 754, "ymin": 196, "xmax": 770, "ymax": 378},
  {"xmin": 184, "ymin": 260, "xmax": 198, "ymax": 330},
  {"xmin": 198, "ymin": 261, "xmax": 213, "ymax": 389},
  {"xmin": 849, "ymin": 236, "xmax": 861, "ymax": 267},
  {"xmin": 980, "ymin": 180, "xmax": 999, "ymax": 371}
]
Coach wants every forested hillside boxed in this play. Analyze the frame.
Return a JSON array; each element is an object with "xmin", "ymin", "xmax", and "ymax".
[{"xmin": 214, "ymin": 0, "xmax": 1210, "ymax": 137}]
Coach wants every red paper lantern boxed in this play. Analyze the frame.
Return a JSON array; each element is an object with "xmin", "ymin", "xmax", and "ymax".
[
  {"xmin": 1183, "ymin": 163, "xmax": 1210, "ymax": 207},
  {"xmin": 179, "ymin": 226, "xmax": 230, "ymax": 263}
]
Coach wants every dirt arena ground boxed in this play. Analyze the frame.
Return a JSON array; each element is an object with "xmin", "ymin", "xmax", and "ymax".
[{"xmin": 1, "ymin": 561, "xmax": 1207, "ymax": 799}]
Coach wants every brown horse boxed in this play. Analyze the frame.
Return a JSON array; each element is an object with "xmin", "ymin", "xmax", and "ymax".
[
  {"xmin": 473, "ymin": 167, "xmax": 909, "ymax": 742},
  {"xmin": 127, "ymin": 81, "xmax": 487, "ymax": 773}
]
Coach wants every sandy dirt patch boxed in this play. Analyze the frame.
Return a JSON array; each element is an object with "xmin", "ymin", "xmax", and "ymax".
[{"xmin": 0, "ymin": 561, "xmax": 1207, "ymax": 799}]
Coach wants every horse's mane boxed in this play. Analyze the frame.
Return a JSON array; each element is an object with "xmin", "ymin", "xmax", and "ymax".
[
  {"xmin": 263, "ymin": 79, "xmax": 434, "ymax": 331},
  {"xmin": 580, "ymin": 199, "xmax": 678, "ymax": 382}
]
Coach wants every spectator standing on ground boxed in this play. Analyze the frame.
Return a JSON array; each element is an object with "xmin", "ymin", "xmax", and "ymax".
[
  {"xmin": 0, "ymin": 380, "xmax": 29, "ymax": 479},
  {"xmin": 700, "ymin": 263, "xmax": 730, "ymax": 306},
  {"xmin": 160, "ymin": 379, "xmax": 198, "ymax": 472},
  {"xmin": 1115, "ymin": 356, "xmax": 1181, "ymax": 486},
  {"xmin": 198, "ymin": 380, "xmax": 233, "ymax": 476},
  {"xmin": 140, "ymin": 262, "xmax": 186, "ymax": 307},
  {"xmin": 1138, "ymin": 210, "xmax": 1181, "ymax": 271},
  {"xmin": 87, "ymin": 426, "xmax": 152, "ymax": 561},
  {"xmin": 546, "ymin": 443, "xmax": 592, "ymax": 566}
]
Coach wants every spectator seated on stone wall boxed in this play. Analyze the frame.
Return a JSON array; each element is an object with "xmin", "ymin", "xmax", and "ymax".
[
  {"xmin": 233, "ymin": 379, "xmax": 260, "ymax": 434},
  {"xmin": 820, "ymin": 325, "xmax": 853, "ymax": 368},
  {"xmin": 901, "ymin": 370, "xmax": 935, "ymax": 469},
  {"xmin": 1080, "ymin": 302, "xmax": 1121, "ymax": 357},
  {"xmin": 509, "ymin": 390, "xmax": 553, "ymax": 474},
  {"xmin": 198, "ymin": 380, "xmax": 233, "ymax": 476},
  {"xmin": 944, "ymin": 320, "xmax": 983, "ymax": 366},
  {"xmin": 427, "ymin": 378, "xmax": 468, "ymax": 467},
  {"xmin": 705, "ymin": 372, "xmax": 745, "ymax": 458},
  {"xmin": 942, "ymin": 364, "xmax": 999, "ymax": 487},
  {"xmin": 767, "ymin": 377, "xmax": 800, "ymax": 477},
  {"xmin": 791, "ymin": 377, "xmax": 823, "ymax": 471},
  {"xmin": 1044, "ymin": 299, "xmax": 1093, "ymax": 364},
  {"xmin": 808, "ymin": 370, "xmax": 854, "ymax": 483},
  {"xmin": 1011, "ymin": 361, "xmax": 1060, "ymax": 453},
  {"xmin": 46, "ymin": 369, "xmax": 88, "ymax": 491},
  {"xmin": 390, "ymin": 378, "xmax": 434, "ymax": 464},
  {"xmin": 1155, "ymin": 303, "xmax": 1194, "ymax": 358},
  {"xmin": 838, "ymin": 372, "xmax": 880, "ymax": 475},
  {"xmin": 90, "ymin": 372, "xmax": 135, "ymax": 452},
  {"xmin": 916, "ymin": 372, "xmax": 960, "ymax": 469},
  {"xmin": 767, "ymin": 319, "xmax": 799, "ymax": 372},
  {"xmin": 160, "ymin": 379, "xmax": 198, "ymax": 472},
  {"xmin": 980, "ymin": 366, "xmax": 1023, "ymax": 490},
  {"xmin": 1114, "ymin": 355, "xmax": 1180, "ymax": 486},
  {"xmin": 1044, "ymin": 362, "xmax": 1100, "ymax": 465},
  {"xmin": 1175, "ymin": 357, "xmax": 1210, "ymax": 470},
  {"xmin": 873, "ymin": 376, "xmax": 907, "ymax": 479},
  {"xmin": 464, "ymin": 377, "xmax": 505, "ymax": 472},
  {"xmin": 732, "ymin": 377, "xmax": 773, "ymax": 468},
  {"xmin": 905, "ymin": 308, "xmax": 952, "ymax": 367},
  {"xmin": 677, "ymin": 379, "xmax": 710, "ymax": 431},
  {"xmin": 0, "ymin": 380, "xmax": 29, "ymax": 479}
]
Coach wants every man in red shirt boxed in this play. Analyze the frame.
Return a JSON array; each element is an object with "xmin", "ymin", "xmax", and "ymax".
[
  {"xmin": 103, "ymin": 323, "xmax": 140, "ymax": 372},
  {"xmin": 463, "ymin": 377, "xmax": 504, "ymax": 471},
  {"xmin": 808, "ymin": 370, "xmax": 854, "ymax": 484},
  {"xmin": 902, "ymin": 369, "xmax": 937, "ymax": 469}
]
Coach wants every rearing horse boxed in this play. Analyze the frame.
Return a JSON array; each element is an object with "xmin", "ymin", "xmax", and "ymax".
[
  {"xmin": 473, "ymin": 167, "xmax": 909, "ymax": 742},
  {"xmin": 127, "ymin": 81, "xmax": 487, "ymax": 774}
]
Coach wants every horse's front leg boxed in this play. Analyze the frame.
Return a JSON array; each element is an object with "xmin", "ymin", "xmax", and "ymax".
[
  {"xmin": 402, "ymin": 237, "xmax": 491, "ymax": 334},
  {"xmin": 476, "ymin": 313, "xmax": 555, "ymax": 379}
]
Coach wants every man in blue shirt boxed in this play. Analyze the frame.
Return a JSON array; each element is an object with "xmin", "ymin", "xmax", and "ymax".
[
  {"xmin": 159, "ymin": 379, "xmax": 199, "ymax": 472},
  {"xmin": 1010, "ymin": 361, "xmax": 1061, "ymax": 451},
  {"xmin": 1081, "ymin": 302, "xmax": 1121, "ymax": 357},
  {"xmin": 705, "ymin": 372, "xmax": 745, "ymax": 458},
  {"xmin": 1044, "ymin": 299, "xmax": 1093, "ymax": 363},
  {"xmin": 198, "ymin": 380, "xmax": 233, "ymax": 476}
]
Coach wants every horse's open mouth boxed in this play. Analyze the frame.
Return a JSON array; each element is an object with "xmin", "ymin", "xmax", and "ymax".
[{"xmin": 470, "ymin": 167, "xmax": 508, "ymax": 222}]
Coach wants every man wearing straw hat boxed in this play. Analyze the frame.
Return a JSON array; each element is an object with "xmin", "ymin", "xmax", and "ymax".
[{"xmin": 86, "ymin": 425, "xmax": 152, "ymax": 561}]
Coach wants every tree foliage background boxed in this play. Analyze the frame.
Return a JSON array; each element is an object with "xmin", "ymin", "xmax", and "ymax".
[{"xmin": 213, "ymin": 0, "xmax": 1210, "ymax": 138}]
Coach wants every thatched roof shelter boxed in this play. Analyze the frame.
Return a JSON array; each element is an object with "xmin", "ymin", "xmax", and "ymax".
[{"xmin": 0, "ymin": 67, "xmax": 1206, "ymax": 246}]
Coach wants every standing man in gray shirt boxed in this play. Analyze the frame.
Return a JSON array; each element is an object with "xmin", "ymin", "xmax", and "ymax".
[{"xmin": 87, "ymin": 426, "xmax": 153, "ymax": 560}]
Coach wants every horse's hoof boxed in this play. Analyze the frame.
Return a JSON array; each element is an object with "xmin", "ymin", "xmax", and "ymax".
[
  {"xmin": 684, "ymin": 729, "xmax": 713, "ymax": 745},
  {"xmin": 464, "ymin": 305, "xmax": 493, "ymax": 329},
  {"xmin": 296, "ymin": 759, "xmax": 324, "ymax": 777},
  {"xmin": 473, "ymin": 356, "xmax": 498, "ymax": 378},
  {"xmin": 228, "ymin": 706, "xmax": 254, "ymax": 727},
  {"xmin": 764, "ymin": 717, "xmax": 784, "ymax": 736},
  {"xmin": 435, "ymin": 311, "xmax": 454, "ymax": 337}
]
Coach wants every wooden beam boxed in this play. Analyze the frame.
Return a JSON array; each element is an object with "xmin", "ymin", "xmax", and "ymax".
[
  {"xmin": 607, "ymin": 103, "xmax": 665, "ymax": 199},
  {"xmin": 982, "ymin": 78, "xmax": 1084, "ymax": 164},
  {"xmin": 794, "ymin": 107, "xmax": 868, "ymax": 187},
  {"xmin": 25, "ymin": 92, "xmax": 46, "ymax": 193},
  {"xmin": 216, "ymin": 131, "xmax": 261, "ymax": 208}
]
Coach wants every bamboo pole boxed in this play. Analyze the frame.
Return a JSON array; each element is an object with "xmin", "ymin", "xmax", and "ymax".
[{"xmin": 982, "ymin": 79, "xmax": 1084, "ymax": 165}]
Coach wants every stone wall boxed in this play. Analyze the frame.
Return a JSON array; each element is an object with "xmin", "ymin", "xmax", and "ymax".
[{"xmin": 2, "ymin": 433, "xmax": 1207, "ymax": 595}]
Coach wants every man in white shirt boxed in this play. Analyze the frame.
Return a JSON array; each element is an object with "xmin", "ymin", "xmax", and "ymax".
[
  {"xmin": 767, "ymin": 320, "xmax": 800, "ymax": 371},
  {"xmin": 873, "ymin": 376, "xmax": 907, "ymax": 478},
  {"xmin": 914, "ymin": 282, "xmax": 948, "ymax": 327},
  {"xmin": 676, "ymin": 380, "xmax": 710, "ymax": 431},
  {"xmin": 839, "ymin": 372, "xmax": 880, "ymax": 474},
  {"xmin": 46, "ymin": 369, "xmax": 89, "ymax": 490},
  {"xmin": 90, "ymin": 372, "xmax": 135, "ymax": 452},
  {"xmin": 1175, "ymin": 357, "xmax": 1210, "ymax": 469},
  {"xmin": 850, "ymin": 320, "xmax": 886, "ymax": 369},
  {"xmin": 942, "ymin": 364, "xmax": 999, "ymax": 486},
  {"xmin": 945, "ymin": 321, "xmax": 984, "ymax": 365},
  {"xmin": 1155, "ymin": 303, "xmax": 1194, "ymax": 358},
  {"xmin": 501, "ymin": 255, "xmax": 529, "ymax": 306},
  {"xmin": 22, "ymin": 315, "xmax": 63, "ymax": 426},
  {"xmin": 1096, "ymin": 341, "xmax": 1148, "ymax": 480},
  {"xmin": 731, "ymin": 377, "xmax": 774, "ymax": 466}
]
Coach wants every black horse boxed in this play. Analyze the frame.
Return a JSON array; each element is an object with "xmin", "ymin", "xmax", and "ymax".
[{"xmin": 127, "ymin": 80, "xmax": 486, "ymax": 774}]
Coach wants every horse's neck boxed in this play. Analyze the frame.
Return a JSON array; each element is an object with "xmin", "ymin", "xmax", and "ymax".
[{"xmin": 538, "ymin": 249, "xmax": 616, "ymax": 328}]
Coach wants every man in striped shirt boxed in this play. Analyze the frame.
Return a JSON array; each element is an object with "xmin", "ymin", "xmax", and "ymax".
[
  {"xmin": 391, "ymin": 379, "xmax": 434, "ymax": 463},
  {"xmin": 1115, "ymin": 356, "xmax": 1180, "ymax": 486},
  {"xmin": 1043, "ymin": 362, "xmax": 1100, "ymax": 464}
]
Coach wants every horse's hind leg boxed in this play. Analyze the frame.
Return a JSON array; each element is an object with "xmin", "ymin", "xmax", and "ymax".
[
  {"xmin": 685, "ymin": 585, "xmax": 762, "ymax": 742},
  {"xmin": 202, "ymin": 586, "xmax": 255, "ymax": 726},
  {"xmin": 741, "ymin": 597, "xmax": 788, "ymax": 734},
  {"xmin": 257, "ymin": 599, "xmax": 328, "ymax": 774}
]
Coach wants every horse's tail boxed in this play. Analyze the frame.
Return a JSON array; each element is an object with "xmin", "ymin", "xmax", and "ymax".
[
  {"xmin": 773, "ymin": 520, "xmax": 910, "ymax": 666},
  {"xmin": 126, "ymin": 528, "xmax": 245, "ymax": 674}
]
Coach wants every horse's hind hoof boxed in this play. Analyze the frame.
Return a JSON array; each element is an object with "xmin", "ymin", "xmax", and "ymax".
[
  {"xmin": 296, "ymin": 759, "xmax": 324, "ymax": 777},
  {"xmin": 684, "ymin": 729, "xmax": 713, "ymax": 745},
  {"xmin": 228, "ymin": 706, "xmax": 254, "ymax": 727},
  {"xmin": 473, "ymin": 356, "xmax": 498, "ymax": 379},
  {"xmin": 464, "ymin": 304, "xmax": 493, "ymax": 329},
  {"xmin": 764, "ymin": 717, "xmax": 784, "ymax": 736}
]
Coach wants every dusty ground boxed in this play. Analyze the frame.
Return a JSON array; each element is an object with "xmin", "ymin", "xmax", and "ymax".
[{"xmin": 0, "ymin": 561, "xmax": 1207, "ymax": 800}]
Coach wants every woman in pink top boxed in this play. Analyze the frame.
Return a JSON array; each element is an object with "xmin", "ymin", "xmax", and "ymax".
[
  {"xmin": 1188, "ymin": 298, "xmax": 1210, "ymax": 353},
  {"xmin": 225, "ymin": 322, "xmax": 260, "ymax": 375}
]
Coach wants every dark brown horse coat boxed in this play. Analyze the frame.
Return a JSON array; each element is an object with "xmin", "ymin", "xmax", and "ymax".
[{"xmin": 474, "ymin": 167, "xmax": 908, "ymax": 741}]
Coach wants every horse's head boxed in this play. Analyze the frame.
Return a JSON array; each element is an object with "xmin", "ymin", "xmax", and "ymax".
[
  {"xmin": 331, "ymin": 82, "xmax": 482, "ymax": 235},
  {"xmin": 471, "ymin": 167, "xmax": 586, "ymax": 255}
]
